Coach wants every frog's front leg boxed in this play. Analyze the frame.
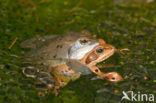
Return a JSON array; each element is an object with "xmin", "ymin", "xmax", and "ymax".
[{"xmin": 89, "ymin": 65, "xmax": 123, "ymax": 82}]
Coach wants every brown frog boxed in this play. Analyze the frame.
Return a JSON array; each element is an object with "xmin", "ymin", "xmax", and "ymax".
[{"xmin": 48, "ymin": 39, "xmax": 123, "ymax": 95}]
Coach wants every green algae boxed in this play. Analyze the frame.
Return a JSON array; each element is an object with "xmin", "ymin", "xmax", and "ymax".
[{"xmin": 0, "ymin": 0, "xmax": 155, "ymax": 102}]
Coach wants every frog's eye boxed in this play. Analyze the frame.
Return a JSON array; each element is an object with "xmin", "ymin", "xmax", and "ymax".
[
  {"xmin": 95, "ymin": 47, "xmax": 104, "ymax": 54},
  {"xmin": 80, "ymin": 39, "xmax": 88, "ymax": 45}
]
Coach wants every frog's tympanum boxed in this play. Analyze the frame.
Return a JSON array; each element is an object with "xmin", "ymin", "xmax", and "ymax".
[{"xmin": 21, "ymin": 32, "xmax": 123, "ymax": 95}]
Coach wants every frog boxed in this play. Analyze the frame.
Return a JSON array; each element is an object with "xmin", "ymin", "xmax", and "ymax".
[
  {"xmin": 21, "ymin": 32, "xmax": 123, "ymax": 95},
  {"xmin": 42, "ymin": 39, "xmax": 123, "ymax": 95},
  {"xmin": 21, "ymin": 32, "xmax": 100, "ymax": 92}
]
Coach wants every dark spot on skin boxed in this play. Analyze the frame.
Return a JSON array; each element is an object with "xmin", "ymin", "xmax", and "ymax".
[
  {"xmin": 53, "ymin": 55, "xmax": 57, "ymax": 58},
  {"xmin": 95, "ymin": 69, "xmax": 98, "ymax": 72},
  {"xmin": 56, "ymin": 45, "xmax": 63, "ymax": 48},
  {"xmin": 56, "ymin": 45, "xmax": 60, "ymax": 48}
]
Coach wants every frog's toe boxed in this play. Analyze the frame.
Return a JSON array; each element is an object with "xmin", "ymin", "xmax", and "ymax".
[
  {"xmin": 105, "ymin": 72, "xmax": 123, "ymax": 82},
  {"xmin": 22, "ymin": 66, "xmax": 38, "ymax": 78},
  {"xmin": 38, "ymin": 77, "xmax": 55, "ymax": 89},
  {"xmin": 37, "ymin": 72, "xmax": 56, "ymax": 89}
]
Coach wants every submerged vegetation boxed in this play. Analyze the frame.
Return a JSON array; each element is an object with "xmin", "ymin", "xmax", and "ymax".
[{"xmin": 0, "ymin": 0, "xmax": 155, "ymax": 102}]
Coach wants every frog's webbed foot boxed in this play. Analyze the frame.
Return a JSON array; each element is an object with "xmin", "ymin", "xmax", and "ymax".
[
  {"xmin": 36, "ymin": 72, "xmax": 56, "ymax": 89},
  {"xmin": 23, "ymin": 66, "xmax": 58, "ymax": 92},
  {"xmin": 116, "ymin": 48, "xmax": 130, "ymax": 55},
  {"xmin": 35, "ymin": 81, "xmax": 60, "ymax": 96},
  {"xmin": 22, "ymin": 66, "xmax": 38, "ymax": 78},
  {"xmin": 35, "ymin": 72, "xmax": 61, "ymax": 96}
]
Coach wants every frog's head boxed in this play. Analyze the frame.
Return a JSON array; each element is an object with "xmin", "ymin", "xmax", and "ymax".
[
  {"xmin": 83, "ymin": 39, "xmax": 115, "ymax": 65},
  {"xmin": 80, "ymin": 39, "xmax": 123, "ymax": 82},
  {"xmin": 69, "ymin": 36, "xmax": 99, "ymax": 60}
]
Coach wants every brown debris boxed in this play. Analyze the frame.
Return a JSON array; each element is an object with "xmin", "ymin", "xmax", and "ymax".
[{"xmin": 9, "ymin": 37, "xmax": 18, "ymax": 49}]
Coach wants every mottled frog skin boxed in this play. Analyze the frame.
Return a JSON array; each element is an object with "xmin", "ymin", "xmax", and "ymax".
[{"xmin": 21, "ymin": 32, "xmax": 99, "ymax": 63}]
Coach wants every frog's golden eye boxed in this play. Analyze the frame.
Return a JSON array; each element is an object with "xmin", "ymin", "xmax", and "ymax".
[
  {"xmin": 80, "ymin": 39, "xmax": 88, "ymax": 45},
  {"xmin": 95, "ymin": 47, "xmax": 104, "ymax": 54}
]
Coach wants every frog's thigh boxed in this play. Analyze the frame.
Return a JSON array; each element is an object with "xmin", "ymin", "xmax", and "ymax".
[
  {"xmin": 52, "ymin": 64, "xmax": 70, "ymax": 87},
  {"xmin": 90, "ymin": 65, "xmax": 104, "ymax": 76}
]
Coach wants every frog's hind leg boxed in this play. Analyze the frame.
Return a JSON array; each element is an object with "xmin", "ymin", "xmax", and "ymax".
[
  {"xmin": 90, "ymin": 65, "xmax": 123, "ymax": 82},
  {"xmin": 36, "ymin": 72, "xmax": 56, "ymax": 89},
  {"xmin": 22, "ymin": 66, "xmax": 38, "ymax": 78},
  {"xmin": 35, "ymin": 72, "xmax": 60, "ymax": 96}
]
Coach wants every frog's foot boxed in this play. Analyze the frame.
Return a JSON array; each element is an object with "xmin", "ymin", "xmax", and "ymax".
[
  {"xmin": 36, "ymin": 72, "xmax": 56, "ymax": 89},
  {"xmin": 116, "ymin": 48, "xmax": 130, "ymax": 55},
  {"xmin": 35, "ymin": 82, "xmax": 60, "ymax": 96},
  {"xmin": 103, "ymin": 72, "xmax": 123, "ymax": 82},
  {"xmin": 22, "ymin": 66, "xmax": 38, "ymax": 78}
]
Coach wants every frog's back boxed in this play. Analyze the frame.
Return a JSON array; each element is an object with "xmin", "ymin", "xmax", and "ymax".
[{"xmin": 21, "ymin": 32, "xmax": 93, "ymax": 60}]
